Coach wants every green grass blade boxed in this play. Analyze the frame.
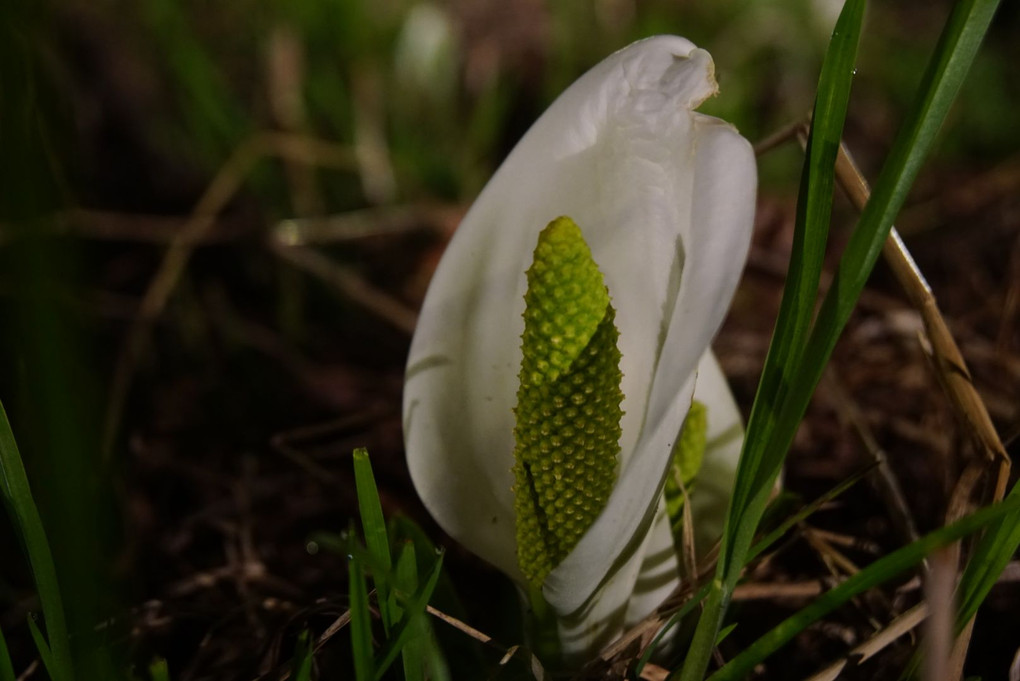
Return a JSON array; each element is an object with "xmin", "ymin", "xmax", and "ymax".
[
  {"xmin": 955, "ymin": 480, "xmax": 1020, "ymax": 630},
  {"xmin": 823, "ymin": 0, "xmax": 1000, "ymax": 327},
  {"xmin": 388, "ymin": 517, "xmax": 473, "ymax": 679},
  {"xmin": 774, "ymin": 0, "xmax": 1002, "ymax": 483},
  {"xmin": 732, "ymin": 0, "xmax": 865, "ymax": 513},
  {"xmin": 0, "ymin": 627, "xmax": 15, "ymax": 681},
  {"xmin": 394, "ymin": 543, "xmax": 424, "ymax": 681},
  {"xmin": 348, "ymin": 539, "xmax": 376, "ymax": 681},
  {"xmin": 397, "ymin": 549, "xmax": 451, "ymax": 681},
  {"xmin": 705, "ymin": 492, "xmax": 1020, "ymax": 681},
  {"xmin": 329, "ymin": 534, "xmax": 451, "ymax": 681},
  {"xmin": 0, "ymin": 400, "xmax": 72, "ymax": 681},
  {"xmin": 746, "ymin": 465, "xmax": 873, "ymax": 564},
  {"xmin": 26, "ymin": 615, "xmax": 57, "ymax": 681},
  {"xmin": 680, "ymin": 1, "xmax": 865, "ymax": 677},
  {"xmin": 742, "ymin": 0, "xmax": 1004, "ymax": 646},
  {"xmin": 715, "ymin": 623, "xmax": 737, "ymax": 646},
  {"xmin": 290, "ymin": 631, "xmax": 314, "ymax": 681},
  {"xmin": 723, "ymin": 0, "xmax": 865, "ymax": 574},
  {"xmin": 373, "ymin": 549, "xmax": 445, "ymax": 681},
  {"xmin": 421, "ymin": 624, "xmax": 452, "ymax": 681},
  {"xmin": 353, "ymin": 448, "xmax": 395, "ymax": 633}
]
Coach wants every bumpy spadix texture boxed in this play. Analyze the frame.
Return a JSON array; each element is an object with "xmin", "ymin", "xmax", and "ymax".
[{"xmin": 513, "ymin": 217, "xmax": 623, "ymax": 586}]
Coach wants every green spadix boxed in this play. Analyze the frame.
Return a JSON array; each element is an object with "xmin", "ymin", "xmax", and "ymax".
[{"xmin": 513, "ymin": 216, "xmax": 624, "ymax": 586}]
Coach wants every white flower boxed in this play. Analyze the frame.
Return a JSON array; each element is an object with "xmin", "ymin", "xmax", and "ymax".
[{"xmin": 402, "ymin": 35, "xmax": 756, "ymax": 660}]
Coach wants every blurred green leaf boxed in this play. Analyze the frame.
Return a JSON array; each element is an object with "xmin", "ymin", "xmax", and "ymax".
[
  {"xmin": 148, "ymin": 658, "xmax": 170, "ymax": 681},
  {"xmin": 0, "ymin": 401, "xmax": 72, "ymax": 681},
  {"xmin": 290, "ymin": 631, "xmax": 314, "ymax": 681},
  {"xmin": 0, "ymin": 627, "xmax": 15, "ymax": 681},
  {"xmin": 26, "ymin": 615, "xmax": 58, "ymax": 681}
]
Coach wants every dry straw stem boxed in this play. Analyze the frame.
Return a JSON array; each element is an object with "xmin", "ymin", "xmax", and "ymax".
[
  {"xmin": 273, "ymin": 205, "xmax": 456, "ymax": 246},
  {"xmin": 832, "ymin": 140, "xmax": 1011, "ymax": 681},
  {"xmin": 804, "ymin": 601, "xmax": 928, "ymax": 681},
  {"xmin": 803, "ymin": 526, "xmax": 889, "ymax": 633},
  {"xmin": 267, "ymin": 25, "xmax": 325, "ymax": 219},
  {"xmin": 832, "ymin": 141, "xmax": 1010, "ymax": 490},
  {"xmin": 268, "ymin": 241, "xmax": 418, "ymax": 334},
  {"xmin": 780, "ymin": 121, "xmax": 1008, "ymax": 492},
  {"xmin": 785, "ymin": 123, "xmax": 1010, "ymax": 501},
  {"xmin": 423, "ymin": 604, "xmax": 547, "ymax": 677}
]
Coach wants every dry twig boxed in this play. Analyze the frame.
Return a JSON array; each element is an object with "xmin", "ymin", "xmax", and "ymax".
[
  {"xmin": 102, "ymin": 132, "xmax": 358, "ymax": 459},
  {"xmin": 831, "ymin": 141, "xmax": 1011, "ymax": 679}
]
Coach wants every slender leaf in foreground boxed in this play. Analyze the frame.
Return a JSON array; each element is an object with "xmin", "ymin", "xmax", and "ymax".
[
  {"xmin": 373, "ymin": 549, "xmax": 445, "ymax": 681},
  {"xmin": 765, "ymin": 0, "xmax": 1004, "ymax": 643},
  {"xmin": 0, "ymin": 400, "xmax": 72, "ymax": 681},
  {"xmin": 395, "ymin": 543, "xmax": 424, "ymax": 681},
  {"xmin": 0, "ymin": 627, "xmax": 15, "ymax": 681},
  {"xmin": 348, "ymin": 534, "xmax": 375, "ymax": 681},
  {"xmin": 290, "ymin": 631, "xmax": 314, "ymax": 681},
  {"xmin": 353, "ymin": 448, "xmax": 395, "ymax": 633},
  {"xmin": 954, "ymin": 479, "xmax": 1020, "ymax": 630},
  {"xmin": 733, "ymin": 0, "xmax": 865, "ymax": 508},
  {"xmin": 773, "ymin": 0, "xmax": 1003, "ymax": 497},
  {"xmin": 680, "ymin": 1, "xmax": 866, "ymax": 677},
  {"xmin": 747, "ymin": 464, "xmax": 874, "ymax": 564},
  {"xmin": 26, "ymin": 616, "xmax": 56, "ymax": 681},
  {"xmin": 686, "ymin": 0, "xmax": 1002, "ymax": 675}
]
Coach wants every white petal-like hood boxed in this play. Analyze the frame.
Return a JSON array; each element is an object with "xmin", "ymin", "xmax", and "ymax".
[{"xmin": 403, "ymin": 34, "xmax": 756, "ymax": 645}]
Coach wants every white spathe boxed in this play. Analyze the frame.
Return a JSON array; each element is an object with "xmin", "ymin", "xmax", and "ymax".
[{"xmin": 403, "ymin": 35, "xmax": 756, "ymax": 657}]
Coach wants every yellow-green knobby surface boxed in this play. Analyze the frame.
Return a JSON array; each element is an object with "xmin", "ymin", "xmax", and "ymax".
[
  {"xmin": 513, "ymin": 216, "xmax": 623, "ymax": 587},
  {"xmin": 664, "ymin": 399, "xmax": 707, "ymax": 543}
]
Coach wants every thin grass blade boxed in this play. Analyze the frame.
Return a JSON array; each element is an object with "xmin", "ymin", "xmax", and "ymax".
[
  {"xmin": 348, "ymin": 536, "xmax": 375, "ymax": 681},
  {"xmin": 373, "ymin": 550, "xmax": 445, "ymax": 681},
  {"xmin": 392, "ymin": 541, "xmax": 452, "ymax": 681},
  {"xmin": 636, "ymin": 583, "xmax": 712, "ymax": 675},
  {"xmin": 0, "ymin": 627, "xmax": 15, "ymax": 681},
  {"xmin": 395, "ymin": 543, "xmax": 424, "ymax": 681},
  {"xmin": 680, "ymin": 1, "xmax": 866, "ymax": 677},
  {"xmin": 706, "ymin": 492, "xmax": 1020, "ymax": 681},
  {"xmin": 353, "ymin": 448, "xmax": 395, "ymax": 632},
  {"xmin": 722, "ymin": 0, "xmax": 866, "ymax": 574},
  {"xmin": 732, "ymin": 0, "xmax": 865, "ymax": 513},
  {"xmin": 26, "ymin": 616, "xmax": 57, "ymax": 681},
  {"xmin": 753, "ymin": 0, "xmax": 1005, "ymax": 644},
  {"xmin": 290, "ymin": 631, "xmax": 314, "ymax": 681},
  {"xmin": 747, "ymin": 464, "xmax": 873, "ymax": 563},
  {"xmin": 0, "ymin": 400, "xmax": 72, "ymax": 681},
  {"xmin": 773, "ymin": 0, "xmax": 1003, "ymax": 491},
  {"xmin": 955, "ymin": 480, "xmax": 1020, "ymax": 630}
]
